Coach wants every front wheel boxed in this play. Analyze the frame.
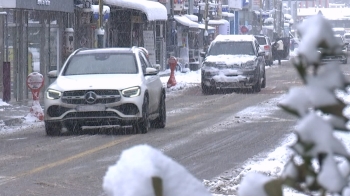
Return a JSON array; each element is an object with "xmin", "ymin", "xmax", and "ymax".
[
  {"xmin": 45, "ymin": 121, "xmax": 62, "ymax": 136},
  {"xmin": 150, "ymin": 93, "xmax": 166, "ymax": 128},
  {"xmin": 253, "ymin": 74, "xmax": 261, "ymax": 93},
  {"xmin": 133, "ymin": 96, "xmax": 149, "ymax": 134},
  {"xmin": 261, "ymin": 69, "xmax": 266, "ymax": 88},
  {"xmin": 202, "ymin": 82, "xmax": 215, "ymax": 95},
  {"xmin": 343, "ymin": 58, "xmax": 348, "ymax": 64}
]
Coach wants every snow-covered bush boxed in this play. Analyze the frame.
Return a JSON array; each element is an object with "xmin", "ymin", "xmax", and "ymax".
[
  {"xmin": 102, "ymin": 144, "xmax": 212, "ymax": 196},
  {"xmin": 238, "ymin": 14, "xmax": 350, "ymax": 196}
]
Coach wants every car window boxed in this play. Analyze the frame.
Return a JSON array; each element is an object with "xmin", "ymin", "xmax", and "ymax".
[
  {"xmin": 63, "ymin": 53, "xmax": 138, "ymax": 75},
  {"xmin": 344, "ymin": 34, "xmax": 350, "ymax": 39},
  {"xmin": 255, "ymin": 37, "xmax": 267, "ymax": 45},
  {"xmin": 208, "ymin": 41, "xmax": 255, "ymax": 56},
  {"xmin": 335, "ymin": 36, "xmax": 344, "ymax": 44},
  {"xmin": 139, "ymin": 53, "xmax": 148, "ymax": 74}
]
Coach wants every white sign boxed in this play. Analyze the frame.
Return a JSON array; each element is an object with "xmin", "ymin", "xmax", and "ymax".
[
  {"xmin": 251, "ymin": 0, "xmax": 261, "ymax": 10},
  {"xmin": 37, "ymin": 0, "xmax": 51, "ymax": 6},
  {"xmin": 228, "ymin": 0, "xmax": 242, "ymax": 10}
]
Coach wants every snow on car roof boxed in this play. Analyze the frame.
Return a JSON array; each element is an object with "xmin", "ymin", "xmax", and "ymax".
[{"xmin": 213, "ymin": 35, "xmax": 256, "ymax": 42}]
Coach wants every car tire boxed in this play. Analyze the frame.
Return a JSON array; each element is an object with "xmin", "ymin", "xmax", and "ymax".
[
  {"xmin": 150, "ymin": 93, "xmax": 166, "ymax": 129},
  {"xmin": 253, "ymin": 73, "xmax": 261, "ymax": 93},
  {"xmin": 343, "ymin": 58, "xmax": 348, "ymax": 64},
  {"xmin": 45, "ymin": 121, "xmax": 62, "ymax": 136},
  {"xmin": 133, "ymin": 96, "xmax": 149, "ymax": 134},
  {"xmin": 261, "ymin": 69, "xmax": 266, "ymax": 88},
  {"xmin": 202, "ymin": 82, "xmax": 215, "ymax": 95}
]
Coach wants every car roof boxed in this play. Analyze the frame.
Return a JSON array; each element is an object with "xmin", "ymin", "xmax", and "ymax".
[
  {"xmin": 75, "ymin": 47, "xmax": 139, "ymax": 55},
  {"xmin": 213, "ymin": 34, "xmax": 256, "ymax": 42}
]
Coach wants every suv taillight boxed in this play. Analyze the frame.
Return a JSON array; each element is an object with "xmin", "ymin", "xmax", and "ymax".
[{"xmin": 264, "ymin": 45, "xmax": 270, "ymax": 50}]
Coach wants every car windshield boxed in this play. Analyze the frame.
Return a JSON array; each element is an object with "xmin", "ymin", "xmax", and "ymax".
[
  {"xmin": 255, "ymin": 37, "xmax": 267, "ymax": 45},
  {"xmin": 335, "ymin": 36, "xmax": 343, "ymax": 44},
  {"xmin": 208, "ymin": 41, "xmax": 255, "ymax": 56},
  {"xmin": 63, "ymin": 53, "xmax": 138, "ymax": 75}
]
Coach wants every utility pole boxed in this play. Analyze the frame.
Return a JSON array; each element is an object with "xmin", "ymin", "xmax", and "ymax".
[
  {"xmin": 204, "ymin": 0, "xmax": 209, "ymax": 52},
  {"xmin": 97, "ymin": 0, "xmax": 104, "ymax": 48}
]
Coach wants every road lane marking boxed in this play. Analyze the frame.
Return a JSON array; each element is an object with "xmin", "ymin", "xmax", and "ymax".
[{"xmin": 9, "ymin": 136, "xmax": 133, "ymax": 182}]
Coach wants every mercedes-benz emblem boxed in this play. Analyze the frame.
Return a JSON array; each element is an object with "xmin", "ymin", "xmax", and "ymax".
[{"xmin": 84, "ymin": 91, "xmax": 97, "ymax": 104}]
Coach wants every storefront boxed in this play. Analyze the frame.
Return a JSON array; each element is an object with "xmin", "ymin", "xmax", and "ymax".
[
  {"xmin": 0, "ymin": 0, "xmax": 74, "ymax": 101},
  {"xmin": 103, "ymin": 0, "xmax": 168, "ymax": 69}
]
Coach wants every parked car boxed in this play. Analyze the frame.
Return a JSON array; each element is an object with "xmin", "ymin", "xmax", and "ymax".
[
  {"xmin": 343, "ymin": 33, "xmax": 350, "ymax": 51},
  {"xmin": 44, "ymin": 47, "xmax": 166, "ymax": 136},
  {"xmin": 200, "ymin": 34, "xmax": 266, "ymax": 94},
  {"xmin": 254, "ymin": 35, "xmax": 273, "ymax": 66},
  {"xmin": 320, "ymin": 34, "xmax": 348, "ymax": 64}
]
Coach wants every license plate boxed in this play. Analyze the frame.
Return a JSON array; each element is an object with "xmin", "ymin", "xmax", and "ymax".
[{"xmin": 76, "ymin": 105, "xmax": 105, "ymax": 112}]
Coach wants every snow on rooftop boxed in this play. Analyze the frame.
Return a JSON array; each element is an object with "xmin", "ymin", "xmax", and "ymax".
[
  {"xmin": 297, "ymin": 8, "xmax": 350, "ymax": 20},
  {"xmin": 214, "ymin": 34, "xmax": 255, "ymax": 42},
  {"xmin": 104, "ymin": 0, "xmax": 167, "ymax": 21}
]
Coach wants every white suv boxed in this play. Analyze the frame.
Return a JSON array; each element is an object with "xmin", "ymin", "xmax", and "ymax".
[{"xmin": 44, "ymin": 47, "xmax": 166, "ymax": 135}]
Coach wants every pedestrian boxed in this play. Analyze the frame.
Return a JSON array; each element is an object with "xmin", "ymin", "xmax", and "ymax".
[{"xmin": 273, "ymin": 37, "xmax": 284, "ymax": 65}]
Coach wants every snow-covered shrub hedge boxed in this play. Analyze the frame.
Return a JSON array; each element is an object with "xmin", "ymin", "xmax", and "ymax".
[{"xmin": 238, "ymin": 13, "xmax": 350, "ymax": 196}]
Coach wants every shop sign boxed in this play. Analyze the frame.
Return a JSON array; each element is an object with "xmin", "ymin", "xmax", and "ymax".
[{"xmin": 37, "ymin": 0, "xmax": 51, "ymax": 6}]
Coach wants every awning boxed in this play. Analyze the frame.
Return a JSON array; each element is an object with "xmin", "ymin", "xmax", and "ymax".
[
  {"xmin": 185, "ymin": 14, "xmax": 198, "ymax": 22},
  {"xmin": 198, "ymin": 24, "xmax": 215, "ymax": 30},
  {"xmin": 222, "ymin": 12, "xmax": 235, "ymax": 18},
  {"xmin": 174, "ymin": 15, "xmax": 199, "ymax": 28},
  {"xmin": 208, "ymin": 19, "xmax": 228, "ymax": 25},
  {"xmin": 104, "ymin": 0, "xmax": 167, "ymax": 21}
]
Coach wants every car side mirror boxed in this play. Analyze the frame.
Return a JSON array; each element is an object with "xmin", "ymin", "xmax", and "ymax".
[
  {"xmin": 145, "ymin": 67, "xmax": 158, "ymax": 76},
  {"xmin": 200, "ymin": 52, "xmax": 206, "ymax": 58},
  {"xmin": 153, "ymin": 64, "xmax": 161, "ymax": 71},
  {"xmin": 48, "ymin": 70, "xmax": 58, "ymax": 78}
]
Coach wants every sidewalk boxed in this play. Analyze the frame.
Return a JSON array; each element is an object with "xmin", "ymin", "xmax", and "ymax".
[{"xmin": 0, "ymin": 91, "xmax": 39, "ymax": 129}]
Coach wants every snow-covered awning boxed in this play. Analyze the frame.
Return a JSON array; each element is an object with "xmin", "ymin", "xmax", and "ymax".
[
  {"xmin": 185, "ymin": 14, "xmax": 198, "ymax": 22},
  {"xmin": 174, "ymin": 15, "xmax": 199, "ymax": 28},
  {"xmin": 104, "ymin": 0, "xmax": 167, "ymax": 21},
  {"xmin": 222, "ymin": 12, "xmax": 235, "ymax": 18},
  {"xmin": 87, "ymin": 5, "xmax": 110, "ymax": 14},
  {"xmin": 198, "ymin": 24, "xmax": 215, "ymax": 30},
  {"xmin": 208, "ymin": 19, "xmax": 227, "ymax": 25}
]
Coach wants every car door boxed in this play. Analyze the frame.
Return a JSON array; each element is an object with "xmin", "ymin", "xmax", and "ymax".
[{"xmin": 139, "ymin": 52, "xmax": 162, "ymax": 113}]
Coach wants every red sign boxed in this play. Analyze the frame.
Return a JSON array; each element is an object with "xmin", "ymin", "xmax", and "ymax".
[{"xmin": 241, "ymin": 26, "xmax": 249, "ymax": 34}]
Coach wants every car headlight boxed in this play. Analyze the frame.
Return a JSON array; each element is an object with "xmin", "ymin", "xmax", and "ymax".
[
  {"xmin": 242, "ymin": 61, "xmax": 255, "ymax": 68},
  {"xmin": 46, "ymin": 89, "xmax": 62, "ymax": 100},
  {"xmin": 121, "ymin": 86, "xmax": 141, "ymax": 98}
]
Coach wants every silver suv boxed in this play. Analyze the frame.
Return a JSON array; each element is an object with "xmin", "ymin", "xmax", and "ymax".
[
  {"xmin": 254, "ymin": 35, "xmax": 273, "ymax": 66},
  {"xmin": 200, "ymin": 35, "xmax": 266, "ymax": 94},
  {"xmin": 44, "ymin": 47, "xmax": 166, "ymax": 135}
]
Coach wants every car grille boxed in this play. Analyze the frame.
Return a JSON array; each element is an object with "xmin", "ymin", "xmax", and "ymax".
[{"xmin": 62, "ymin": 90, "xmax": 121, "ymax": 104}]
